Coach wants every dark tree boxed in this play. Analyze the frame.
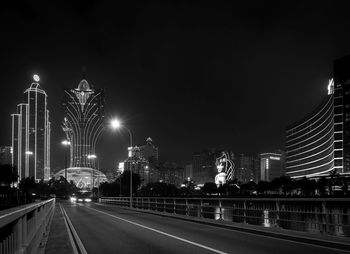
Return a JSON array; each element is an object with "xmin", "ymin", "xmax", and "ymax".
[
  {"xmin": 202, "ymin": 182, "xmax": 217, "ymax": 196},
  {"xmin": 0, "ymin": 164, "xmax": 18, "ymax": 186}
]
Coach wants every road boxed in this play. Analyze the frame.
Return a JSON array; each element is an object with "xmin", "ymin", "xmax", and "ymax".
[{"xmin": 61, "ymin": 201, "xmax": 349, "ymax": 254}]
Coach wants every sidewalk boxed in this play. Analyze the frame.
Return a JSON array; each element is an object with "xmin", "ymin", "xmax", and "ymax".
[{"xmin": 44, "ymin": 203, "xmax": 74, "ymax": 254}]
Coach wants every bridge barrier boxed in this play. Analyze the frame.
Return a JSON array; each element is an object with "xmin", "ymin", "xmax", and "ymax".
[
  {"xmin": 0, "ymin": 198, "xmax": 55, "ymax": 254},
  {"xmin": 99, "ymin": 197, "xmax": 350, "ymax": 237}
]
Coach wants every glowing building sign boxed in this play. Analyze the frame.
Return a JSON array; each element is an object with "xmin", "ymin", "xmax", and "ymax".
[
  {"xmin": 215, "ymin": 151, "xmax": 234, "ymax": 185},
  {"xmin": 327, "ymin": 78, "xmax": 334, "ymax": 95}
]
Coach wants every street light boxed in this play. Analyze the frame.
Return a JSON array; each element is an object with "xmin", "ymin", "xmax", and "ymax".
[
  {"xmin": 110, "ymin": 118, "xmax": 133, "ymax": 208},
  {"xmin": 87, "ymin": 154, "xmax": 97, "ymax": 189},
  {"xmin": 61, "ymin": 140, "xmax": 71, "ymax": 182}
]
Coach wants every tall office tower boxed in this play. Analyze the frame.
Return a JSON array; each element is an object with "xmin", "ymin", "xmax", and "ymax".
[
  {"xmin": 0, "ymin": 146, "xmax": 12, "ymax": 165},
  {"xmin": 192, "ymin": 150, "xmax": 216, "ymax": 185},
  {"xmin": 62, "ymin": 79, "xmax": 104, "ymax": 169},
  {"xmin": 11, "ymin": 75, "xmax": 51, "ymax": 181},
  {"xmin": 139, "ymin": 137, "xmax": 159, "ymax": 165},
  {"xmin": 235, "ymin": 154, "xmax": 259, "ymax": 183},
  {"xmin": 260, "ymin": 153, "xmax": 283, "ymax": 182},
  {"xmin": 286, "ymin": 56, "xmax": 350, "ymax": 178}
]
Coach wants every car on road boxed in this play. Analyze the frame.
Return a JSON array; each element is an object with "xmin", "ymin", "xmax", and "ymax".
[{"xmin": 70, "ymin": 191, "xmax": 92, "ymax": 203}]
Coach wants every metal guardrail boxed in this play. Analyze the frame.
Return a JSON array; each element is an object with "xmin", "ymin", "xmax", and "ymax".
[
  {"xmin": 99, "ymin": 197, "xmax": 350, "ymax": 237},
  {"xmin": 0, "ymin": 198, "xmax": 55, "ymax": 254}
]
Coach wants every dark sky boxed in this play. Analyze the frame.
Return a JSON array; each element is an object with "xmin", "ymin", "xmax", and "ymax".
[{"xmin": 1, "ymin": 1, "xmax": 350, "ymax": 172}]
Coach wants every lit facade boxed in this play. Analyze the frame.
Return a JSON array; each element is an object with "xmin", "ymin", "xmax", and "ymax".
[
  {"xmin": 139, "ymin": 137, "xmax": 159, "ymax": 165},
  {"xmin": 54, "ymin": 167, "xmax": 107, "ymax": 188},
  {"xmin": 260, "ymin": 153, "xmax": 283, "ymax": 181},
  {"xmin": 11, "ymin": 77, "xmax": 50, "ymax": 181},
  {"xmin": 286, "ymin": 56, "xmax": 350, "ymax": 178},
  {"xmin": 215, "ymin": 151, "xmax": 235, "ymax": 185},
  {"xmin": 122, "ymin": 138, "xmax": 160, "ymax": 186},
  {"xmin": 234, "ymin": 154, "xmax": 259, "ymax": 183},
  {"xmin": 0, "ymin": 146, "xmax": 12, "ymax": 165},
  {"xmin": 62, "ymin": 79, "xmax": 104, "ymax": 169}
]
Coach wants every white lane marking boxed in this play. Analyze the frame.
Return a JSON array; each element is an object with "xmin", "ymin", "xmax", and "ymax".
[
  {"xmin": 59, "ymin": 204, "xmax": 79, "ymax": 254},
  {"xmin": 84, "ymin": 206, "xmax": 228, "ymax": 254},
  {"xmin": 61, "ymin": 205, "xmax": 88, "ymax": 254}
]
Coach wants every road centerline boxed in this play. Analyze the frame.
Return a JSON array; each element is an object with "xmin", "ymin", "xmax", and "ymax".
[{"xmin": 83, "ymin": 205, "xmax": 229, "ymax": 254}]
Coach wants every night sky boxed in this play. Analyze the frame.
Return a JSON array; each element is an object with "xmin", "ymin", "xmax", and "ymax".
[{"xmin": 1, "ymin": 1, "xmax": 350, "ymax": 173}]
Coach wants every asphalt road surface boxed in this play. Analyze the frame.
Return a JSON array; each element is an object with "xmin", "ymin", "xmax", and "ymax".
[{"xmin": 61, "ymin": 201, "xmax": 349, "ymax": 254}]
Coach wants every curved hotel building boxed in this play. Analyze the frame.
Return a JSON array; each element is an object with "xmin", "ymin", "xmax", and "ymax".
[{"xmin": 286, "ymin": 56, "xmax": 350, "ymax": 178}]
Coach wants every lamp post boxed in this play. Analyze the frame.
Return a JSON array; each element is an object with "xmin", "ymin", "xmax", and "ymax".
[
  {"xmin": 61, "ymin": 140, "xmax": 71, "ymax": 182},
  {"xmin": 87, "ymin": 154, "xmax": 97, "ymax": 189},
  {"xmin": 110, "ymin": 118, "xmax": 133, "ymax": 208}
]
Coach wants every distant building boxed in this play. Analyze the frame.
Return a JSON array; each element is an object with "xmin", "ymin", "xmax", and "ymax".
[
  {"xmin": 139, "ymin": 137, "xmax": 159, "ymax": 166},
  {"xmin": 192, "ymin": 150, "xmax": 216, "ymax": 185},
  {"xmin": 234, "ymin": 154, "xmax": 259, "ymax": 183},
  {"xmin": 123, "ymin": 138, "xmax": 160, "ymax": 186},
  {"xmin": 192, "ymin": 149, "xmax": 234, "ymax": 185},
  {"xmin": 260, "ymin": 153, "xmax": 283, "ymax": 182},
  {"xmin": 160, "ymin": 162, "xmax": 185, "ymax": 186},
  {"xmin": 286, "ymin": 56, "xmax": 350, "ymax": 178},
  {"xmin": 185, "ymin": 164, "xmax": 193, "ymax": 179},
  {"xmin": 11, "ymin": 75, "xmax": 50, "ymax": 181},
  {"xmin": 0, "ymin": 146, "xmax": 12, "ymax": 165}
]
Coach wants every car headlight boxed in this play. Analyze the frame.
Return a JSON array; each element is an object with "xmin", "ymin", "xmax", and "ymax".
[
  {"xmin": 78, "ymin": 198, "xmax": 83, "ymax": 202},
  {"xmin": 70, "ymin": 197, "xmax": 77, "ymax": 202},
  {"xmin": 84, "ymin": 198, "xmax": 92, "ymax": 202}
]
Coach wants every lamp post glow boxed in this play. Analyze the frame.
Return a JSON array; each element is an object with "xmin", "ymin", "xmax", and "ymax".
[
  {"xmin": 110, "ymin": 118, "xmax": 133, "ymax": 207},
  {"xmin": 61, "ymin": 140, "xmax": 71, "ymax": 182}
]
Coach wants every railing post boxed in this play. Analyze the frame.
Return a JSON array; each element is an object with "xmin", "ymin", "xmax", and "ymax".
[
  {"xmin": 185, "ymin": 199, "xmax": 189, "ymax": 216},
  {"xmin": 22, "ymin": 214, "xmax": 27, "ymax": 251},
  {"xmin": 200, "ymin": 199, "xmax": 203, "ymax": 218},
  {"xmin": 243, "ymin": 201, "xmax": 247, "ymax": 224},
  {"xmin": 16, "ymin": 216, "xmax": 23, "ymax": 252},
  {"xmin": 163, "ymin": 199, "xmax": 166, "ymax": 212},
  {"xmin": 219, "ymin": 200, "xmax": 223, "ymax": 220},
  {"xmin": 276, "ymin": 200, "xmax": 280, "ymax": 228},
  {"xmin": 322, "ymin": 201, "xmax": 328, "ymax": 233},
  {"xmin": 173, "ymin": 199, "xmax": 176, "ymax": 214}
]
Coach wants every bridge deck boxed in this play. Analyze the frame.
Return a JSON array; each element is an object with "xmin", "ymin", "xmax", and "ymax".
[{"xmin": 44, "ymin": 201, "xmax": 350, "ymax": 254}]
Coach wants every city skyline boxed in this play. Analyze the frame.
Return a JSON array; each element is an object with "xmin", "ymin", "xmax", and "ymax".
[{"xmin": 2, "ymin": 2, "xmax": 350, "ymax": 172}]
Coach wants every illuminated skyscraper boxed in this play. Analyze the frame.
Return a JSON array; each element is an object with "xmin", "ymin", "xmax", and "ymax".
[
  {"xmin": 11, "ymin": 75, "xmax": 51, "ymax": 181},
  {"xmin": 62, "ymin": 79, "xmax": 104, "ymax": 169}
]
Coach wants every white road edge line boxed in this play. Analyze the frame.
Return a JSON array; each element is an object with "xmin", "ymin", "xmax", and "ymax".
[
  {"xmin": 59, "ymin": 204, "xmax": 79, "ymax": 254},
  {"xmin": 85, "ymin": 206, "xmax": 229, "ymax": 254},
  {"xmin": 61, "ymin": 204, "xmax": 88, "ymax": 254}
]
